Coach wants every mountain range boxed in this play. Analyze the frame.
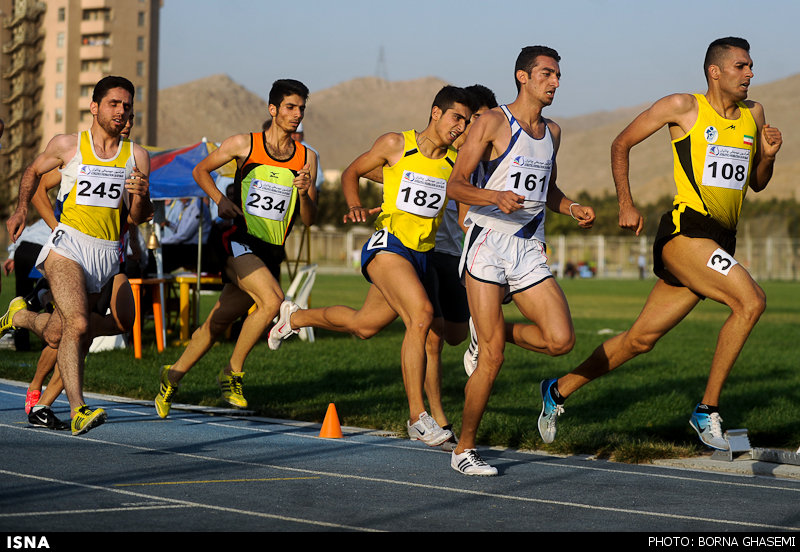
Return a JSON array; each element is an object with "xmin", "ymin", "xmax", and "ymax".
[{"xmin": 157, "ymin": 73, "xmax": 799, "ymax": 206}]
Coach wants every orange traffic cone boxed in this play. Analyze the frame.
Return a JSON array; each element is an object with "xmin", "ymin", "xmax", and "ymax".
[{"xmin": 319, "ymin": 403, "xmax": 343, "ymax": 438}]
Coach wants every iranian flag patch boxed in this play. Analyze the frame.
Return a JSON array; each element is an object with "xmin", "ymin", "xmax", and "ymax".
[{"xmin": 743, "ymin": 134, "xmax": 754, "ymax": 146}]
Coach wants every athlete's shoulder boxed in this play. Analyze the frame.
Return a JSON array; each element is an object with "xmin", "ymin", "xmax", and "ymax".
[
  {"xmin": 740, "ymin": 99, "xmax": 765, "ymax": 127},
  {"xmin": 543, "ymin": 117, "xmax": 561, "ymax": 136},
  {"xmin": 657, "ymin": 92, "xmax": 698, "ymax": 114},
  {"xmin": 371, "ymin": 131, "xmax": 406, "ymax": 153},
  {"xmin": 48, "ymin": 132, "xmax": 79, "ymax": 149}
]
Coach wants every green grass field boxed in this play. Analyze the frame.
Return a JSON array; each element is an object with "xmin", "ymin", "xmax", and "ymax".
[{"xmin": 1, "ymin": 272, "xmax": 798, "ymax": 462}]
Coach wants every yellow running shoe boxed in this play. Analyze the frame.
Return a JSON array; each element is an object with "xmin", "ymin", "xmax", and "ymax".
[
  {"xmin": 0, "ymin": 296, "xmax": 26, "ymax": 338},
  {"xmin": 71, "ymin": 404, "xmax": 107, "ymax": 436},
  {"xmin": 218, "ymin": 369, "xmax": 247, "ymax": 408},
  {"xmin": 155, "ymin": 365, "xmax": 179, "ymax": 419}
]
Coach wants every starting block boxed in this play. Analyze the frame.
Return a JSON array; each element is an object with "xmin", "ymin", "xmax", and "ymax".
[
  {"xmin": 711, "ymin": 428, "xmax": 751, "ymax": 461},
  {"xmin": 751, "ymin": 447, "xmax": 800, "ymax": 466}
]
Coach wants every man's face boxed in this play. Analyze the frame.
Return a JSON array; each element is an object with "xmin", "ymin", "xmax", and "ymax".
[
  {"xmin": 270, "ymin": 94, "xmax": 306, "ymax": 133},
  {"xmin": 715, "ymin": 47, "xmax": 754, "ymax": 101},
  {"xmin": 519, "ymin": 56, "xmax": 560, "ymax": 106},
  {"xmin": 453, "ymin": 105, "xmax": 490, "ymax": 149},
  {"xmin": 433, "ymin": 102, "xmax": 472, "ymax": 145},
  {"xmin": 121, "ymin": 115, "xmax": 134, "ymax": 139},
  {"xmin": 92, "ymin": 87, "xmax": 133, "ymax": 137}
]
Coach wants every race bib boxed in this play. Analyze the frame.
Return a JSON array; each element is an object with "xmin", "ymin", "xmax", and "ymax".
[
  {"xmin": 506, "ymin": 156, "xmax": 551, "ymax": 202},
  {"xmin": 707, "ymin": 247, "xmax": 738, "ymax": 275},
  {"xmin": 75, "ymin": 165, "xmax": 125, "ymax": 208},
  {"xmin": 702, "ymin": 145, "xmax": 750, "ymax": 191},
  {"xmin": 366, "ymin": 228, "xmax": 388, "ymax": 251},
  {"xmin": 245, "ymin": 179, "xmax": 293, "ymax": 221},
  {"xmin": 396, "ymin": 171, "xmax": 446, "ymax": 217}
]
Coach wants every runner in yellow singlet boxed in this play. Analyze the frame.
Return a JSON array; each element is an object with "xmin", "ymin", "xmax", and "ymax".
[
  {"xmin": 268, "ymin": 86, "xmax": 474, "ymax": 450},
  {"xmin": 3, "ymin": 76, "xmax": 152, "ymax": 436},
  {"xmin": 537, "ymin": 37, "xmax": 783, "ymax": 451}
]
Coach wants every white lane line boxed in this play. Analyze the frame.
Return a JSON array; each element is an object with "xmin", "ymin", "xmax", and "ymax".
[
  {"xmin": 145, "ymin": 415, "xmax": 800, "ymax": 494},
  {"xmin": 0, "ymin": 504, "xmax": 191, "ymax": 517},
  {"xmin": 4, "ymin": 386, "xmax": 800, "ymax": 494},
  {"xmin": 0, "ymin": 469, "xmax": 383, "ymax": 532},
  {"xmin": 2, "ymin": 424, "xmax": 798, "ymax": 531}
]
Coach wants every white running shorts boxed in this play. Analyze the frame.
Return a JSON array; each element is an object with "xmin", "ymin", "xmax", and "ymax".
[
  {"xmin": 459, "ymin": 224, "xmax": 553, "ymax": 298},
  {"xmin": 35, "ymin": 223, "xmax": 120, "ymax": 294}
]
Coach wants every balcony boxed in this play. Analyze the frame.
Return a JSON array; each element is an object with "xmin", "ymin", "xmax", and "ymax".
[
  {"xmin": 3, "ymin": 2, "xmax": 46, "ymax": 29},
  {"xmin": 80, "ymin": 43, "xmax": 111, "ymax": 60},
  {"xmin": 2, "ymin": 26, "xmax": 45, "ymax": 54},
  {"xmin": 80, "ymin": 19, "xmax": 111, "ymax": 35}
]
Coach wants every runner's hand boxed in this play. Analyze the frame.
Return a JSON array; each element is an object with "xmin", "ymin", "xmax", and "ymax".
[
  {"xmin": 618, "ymin": 203, "xmax": 644, "ymax": 236},
  {"xmin": 5, "ymin": 210, "xmax": 26, "ymax": 243},
  {"xmin": 343, "ymin": 206, "xmax": 381, "ymax": 224},
  {"xmin": 571, "ymin": 204, "xmax": 595, "ymax": 229},
  {"xmin": 294, "ymin": 162, "xmax": 312, "ymax": 196},
  {"xmin": 216, "ymin": 194, "xmax": 243, "ymax": 219},
  {"xmin": 494, "ymin": 190, "xmax": 525, "ymax": 214},
  {"xmin": 125, "ymin": 167, "xmax": 150, "ymax": 197},
  {"xmin": 761, "ymin": 124, "xmax": 782, "ymax": 159}
]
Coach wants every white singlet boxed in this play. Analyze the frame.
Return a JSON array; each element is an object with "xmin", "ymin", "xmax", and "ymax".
[{"xmin": 464, "ymin": 105, "xmax": 554, "ymax": 242}]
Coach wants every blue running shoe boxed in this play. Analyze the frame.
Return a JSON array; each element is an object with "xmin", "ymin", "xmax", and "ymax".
[
  {"xmin": 537, "ymin": 378, "xmax": 564, "ymax": 443},
  {"xmin": 689, "ymin": 405, "xmax": 729, "ymax": 450}
]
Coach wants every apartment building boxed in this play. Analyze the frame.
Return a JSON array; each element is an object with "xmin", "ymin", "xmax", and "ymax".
[{"xmin": 0, "ymin": 0, "xmax": 160, "ymax": 213}]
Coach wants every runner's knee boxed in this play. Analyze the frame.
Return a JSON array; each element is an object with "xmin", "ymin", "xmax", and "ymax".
[
  {"xmin": 625, "ymin": 331, "xmax": 657, "ymax": 356},
  {"xmin": 545, "ymin": 332, "xmax": 575, "ymax": 357},
  {"xmin": 733, "ymin": 288, "xmax": 766, "ymax": 325}
]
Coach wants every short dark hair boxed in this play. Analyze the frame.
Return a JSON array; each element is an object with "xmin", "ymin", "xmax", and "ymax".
[
  {"xmin": 465, "ymin": 84, "xmax": 498, "ymax": 111},
  {"xmin": 430, "ymin": 85, "xmax": 472, "ymax": 120},
  {"xmin": 703, "ymin": 37, "xmax": 751, "ymax": 79},
  {"xmin": 268, "ymin": 79, "xmax": 309, "ymax": 108},
  {"xmin": 92, "ymin": 76, "xmax": 135, "ymax": 103},
  {"xmin": 514, "ymin": 46, "xmax": 561, "ymax": 91}
]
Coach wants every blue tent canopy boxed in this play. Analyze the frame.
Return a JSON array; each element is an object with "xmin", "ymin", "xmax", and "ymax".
[{"xmin": 148, "ymin": 141, "xmax": 232, "ymax": 200}]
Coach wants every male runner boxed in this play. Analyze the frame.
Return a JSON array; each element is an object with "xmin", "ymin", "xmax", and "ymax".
[
  {"xmin": 3, "ymin": 76, "xmax": 151, "ymax": 436},
  {"xmin": 21, "ymin": 115, "xmax": 138, "ymax": 430},
  {"xmin": 423, "ymin": 84, "xmax": 497, "ymax": 449},
  {"xmin": 537, "ymin": 37, "xmax": 782, "ymax": 451},
  {"xmin": 153, "ymin": 79, "xmax": 318, "ymax": 417},
  {"xmin": 268, "ymin": 86, "xmax": 474, "ymax": 448},
  {"xmin": 446, "ymin": 46, "xmax": 595, "ymax": 475}
]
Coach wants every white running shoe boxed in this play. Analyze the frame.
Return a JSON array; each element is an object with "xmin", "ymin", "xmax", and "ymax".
[
  {"xmin": 407, "ymin": 411, "xmax": 453, "ymax": 446},
  {"xmin": 439, "ymin": 424, "xmax": 459, "ymax": 452},
  {"xmin": 267, "ymin": 301, "xmax": 300, "ymax": 350},
  {"xmin": 463, "ymin": 317, "xmax": 479, "ymax": 377},
  {"xmin": 451, "ymin": 448, "xmax": 498, "ymax": 476}
]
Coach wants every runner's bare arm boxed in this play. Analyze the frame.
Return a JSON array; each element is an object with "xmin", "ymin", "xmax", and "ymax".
[
  {"xmin": 747, "ymin": 102, "xmax": 782, "ymax": 193},
  {"xmin": 294, "ymin": 149, "xmax": 318, "ymax": 226},
  {"xmin": 128, "ymin": 144, "xmax": 153, "ymax": 224},
  {"xmin": 447, "ymin": 109, "xmax": 524, "ymax": 213},
  {"xmin": 6, "ymin": 134, "xmax": 75, "ymax": 242},
  {"xmin": 341, "ymin": 132, "xmax": 401, "ymax": 223},
  {"xmin": 31, "ymin": 170, "xmax": 63, "ymax": 230},
  {"xmin": 193, "ymin": 134, "xmax": 249, "ymax": 219},
  {"xmin": 544, "ymin": 122, "xmax": 594, "ymax": 228},
  {"xmin": 611, "ymin": 93, "xmax": 696, "ymax": 236}
]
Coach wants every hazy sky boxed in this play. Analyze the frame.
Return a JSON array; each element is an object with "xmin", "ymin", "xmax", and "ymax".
[{"xmin": 159, "ymin": 0, "xmax": 800, "ymax": 119}]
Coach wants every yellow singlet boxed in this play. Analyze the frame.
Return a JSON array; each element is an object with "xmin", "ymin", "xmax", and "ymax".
[
  {"xmin": 375, "ymin": 130, "xmax": 457, "ymax": 252},
  {"xmin": 671, "ymin": 94, "xmax": 757, "ymax": 231},
  {"xmin": 56, "ymin": 129, "xmax": 136, "ymax": 241}
]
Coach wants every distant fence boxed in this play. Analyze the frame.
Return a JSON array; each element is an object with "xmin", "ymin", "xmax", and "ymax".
[{"xmin": 286, "ymin": 227, "xmax": 800, "ymax": 281}]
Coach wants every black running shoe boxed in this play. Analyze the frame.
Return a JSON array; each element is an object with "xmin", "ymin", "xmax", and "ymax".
[
  {"xmin": 28, "ymin": 406, "xmax": 70, "ymax": 430},
  {"xmin": 24, "ymin": 279, "xmax": 51, "ymax": 312}
]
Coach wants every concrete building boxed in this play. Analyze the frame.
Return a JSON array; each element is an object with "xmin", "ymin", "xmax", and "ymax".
[{"xmin": 0, "ymin": 0, "xmax": 160, "ymax": 215}]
